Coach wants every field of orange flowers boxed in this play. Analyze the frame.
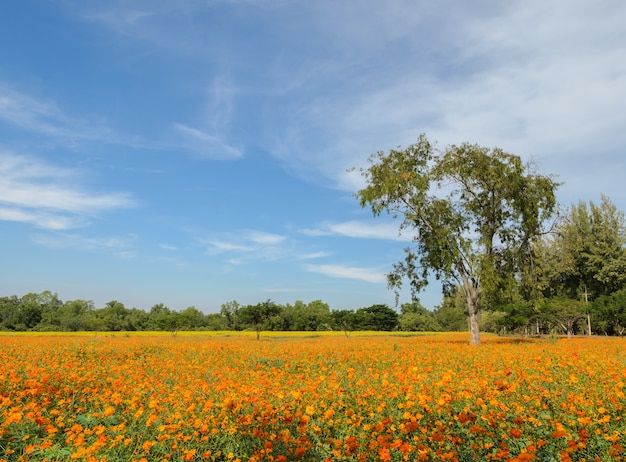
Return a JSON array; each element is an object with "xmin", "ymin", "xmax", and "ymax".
[{"xmin": 1, "ymin": 333, "xmax": 625, "ymax": 461}]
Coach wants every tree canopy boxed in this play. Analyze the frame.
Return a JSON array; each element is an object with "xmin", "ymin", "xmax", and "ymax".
[{"xmin": 356, "ymin": 134, "xmax": 559, "ymax": 344}]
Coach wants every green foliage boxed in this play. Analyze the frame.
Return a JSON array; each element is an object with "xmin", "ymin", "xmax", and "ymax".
[
  {"xmin": 220, "ymin": 300, "xmax": 242, "ymax": 330},
  {"xmin": 433, "ymin": 292, "xmax": 468, "ymax": 332},
  {"xmin": 540, "ymin": 195, "xmax": 626, "ymax": 300},
  {"xmin": 398, "ymin": 301, "xmax": 441, "ymax": 331},
  {"xmin": 590, "ymin": 289, "xmax": 626, "ymax": 336},
  {"xmin": 238, "ymin": 299, "xmax": 282, "ymax": 339},
  {"xmin": 354, "ymin": 304, "xmax": 399, "ymax": 331},
  {"xmin": 281, "ymin": 300, "xmax": 331, "ymax": 331},
  {"xmin": 329, "ymin": 309, "xmax": 356, "ymax": 336}
]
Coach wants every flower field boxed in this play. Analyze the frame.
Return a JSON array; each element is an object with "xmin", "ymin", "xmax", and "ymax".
[{"xmin": 1, "ymin": 333, "xmax": 625, "ymax": 461}]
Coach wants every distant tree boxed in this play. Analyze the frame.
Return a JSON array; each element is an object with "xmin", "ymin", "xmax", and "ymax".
[
  {"xmin": 354, "ymin": 304, "xmax": 399, "ymax": 331},
  {"xmin": 542, "ymin": 196, "xmax": 626, "ymax": 300},
  {"xmin": 18, "ymin": 291, "xmax": 64, "ymax": 331},
  {"xmin": 330, "ymin": 309, "xmax": 356, "ymax": 338},
  {"xmin": 205, "ymin": 313, "xmax": 227, "ymax": 331},
  {"xmin": 356, "ymin": 134, "xmax": 558, "ymax": 344},
  {"xmin": 56, "ymin": 299, "xmax": 94, "ymax": 331},
  {"xmin": 591, "ymin": 289, "xmax": 626, "ymax": 336},
  {"xmin": 305, "ymin": 300, "xmax": 331, "ymax": 330},
  {"xmin": 149, "ymin": 303, "xmax": 170, "ymax": 316},
  {"xmin": 178, "ymin": 306, "xmax": 206, "ymax": 330},
  {"xmin": 498, "ymin": 301, "xmax": 537, "ymax": 335},
  {"xmin": 148, "ymin": 303, "xmax": 171, "ymax": 330},
  {"xmin": 220, "ymin": 300, "xmax": 242, "ymax": 331},
  {"xmin": 433, "ymin": 290, "xmax": 468, "ymax": 332},
  {"xmin": 98, "ymin": 300, "xmax": 131, "ymax": 331},
  {"xmin": 126, "ymin": 308, "xmax": 149, "ymax": 331},
  {"xmin": 156, "ymin": 312, "xmax": 183, "ymax": 335},
  {"xmin": 399, "ymin": 301, "xmax": 440, "ymax": 331},
  {"xmin": 238, "ymin": 300, "xmax": 282, "ymax": 340},
  {"xmin": 540, "ymin": 298, "xmax": 586, "ymax": 338},
  {"xmin": 285, "ymin": 300, "xmax": 331, "ymax": 331},
  {"xmin": 31, "ymin": 291, "xmax": 63, "ymax": 330},
  {"xmin": 83, "ymin": 311, "xmax": 107, "ymax": 333},
  {"xmin": 14, "ymin": 296, "xmax": 42, "ymax": 331},
  {"xmin": 478, "ymin": 310, "xmax": 506, "ymax": 334},
  {"xmin": 0, "ymin": 295, "xmax": 21, "ymax": 330}
]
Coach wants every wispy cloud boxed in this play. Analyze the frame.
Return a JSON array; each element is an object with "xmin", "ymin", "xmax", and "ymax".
[
  {"xmin": 296, "ymin": 251, "xmax": 332, "ymax": 260},
  {"xmin": 303, "ymin": 263, "xmax": 386, "ymax": 284},
  {"xmin": 60, "ymin": 1, "xmax": 626, "ymax": 199},
  {"xmin": 31, "ymin": 232, "xmax": 136, "ymax": 257},
  {"xmin": 197, "ymin": 229, "xmax": 328, "ymax": 264},
  {"xmin": 0, "ymin": 152, "xmax": 134, "ymax": 229},
  {"xmin": 256, "ymin": 1, "xmax": 626, "ymax": 195},
  {"xmin": 0, "ymin": 83, "xmax": 113, "ymax": 143},
  {"xmin": 172, "ymin": 123, "xmax": 242, "ymax": 160},
  {"xmin": 0, "ymin": 207, "xmax": 85, "ymax": 230},
  {"xmin": 301, "ymin": 220, "xmax": 411, "ymax": 242},
  {"xmin": 198, "ymin": 229, "xmax": 288, "ymax": 261}
]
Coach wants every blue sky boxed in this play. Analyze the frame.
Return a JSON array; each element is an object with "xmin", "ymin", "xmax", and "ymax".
[{"xmin": 1, "ymin": 1, "xmax": 625, "ymax": 313}]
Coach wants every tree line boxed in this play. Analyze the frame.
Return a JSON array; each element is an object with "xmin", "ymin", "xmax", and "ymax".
[{"xmin": 0, "ymin": 292, "xmax": 467, "ymax": 334}]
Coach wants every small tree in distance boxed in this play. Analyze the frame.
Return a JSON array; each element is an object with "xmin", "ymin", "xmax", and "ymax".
[
  {"xmin": 238, "ymin": 300, "xmax": 281, "ymax": 340},
  {"xmin": 356, "ymin": 134, "xmax": 558, "ymax": 345}
]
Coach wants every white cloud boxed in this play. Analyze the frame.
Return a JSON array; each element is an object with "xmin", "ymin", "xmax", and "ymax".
[
  {"xmin": 252, "ymin": 1, "xmax": 626, "ymax": 198},
  {"xmin": 0, "ymin": 207, "xmax": 85, "ymax": 230},
  {"xmin": 301, "ymin": 220, "xmax": 411, "ymax": 242},
  {"xmin": 198, "ymin": 229, "xmax": 288, "ymax": 261},
  {"xmin": 0, "ymin": 83, "xmax": 114, "ymax": 143},
  {"xmin": 296, "ymin": 251, "xmax": 332, "ymax": 260},
  {"xmin": 31, "ymin": 232, "xmax": 136, "ymax": 253},
  {"xmin": 0, "ymin": 152, "xmax": 134, "ymax": 229},
  {"xmin": 247, "ymin": 230, "xmax": 286, "ymax": 246},
  {"xmin": 303, "ymin": 263, "xmax": 386, "ymax": 284},
  {"xmin": 173, "ymin": 123, "xmax": 242, "ymax": 160},
  {"xmin": 198, "ymin": 229, "xmax": 330, "ymax": 264},
  {"xmin": 205, "ymin": 240, "xmax": 254, "ymax": 254}
]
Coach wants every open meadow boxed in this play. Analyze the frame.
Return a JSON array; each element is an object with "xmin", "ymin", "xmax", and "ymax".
[{"xmin": 1, "ymin": 332, "xmax": 625, "ymax": 461}]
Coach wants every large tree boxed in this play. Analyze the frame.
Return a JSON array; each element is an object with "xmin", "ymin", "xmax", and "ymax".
[{"xmin": 356, "ymin": 134, "xmax": 558, "ymax": 344}]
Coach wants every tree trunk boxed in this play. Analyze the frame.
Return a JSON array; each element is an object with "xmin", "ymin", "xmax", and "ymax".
[
  {"xmin": 459, "ymin": 267, "xmax": 481, "ymax": 345},
  {"xmin": 468, "ymin": 302, "xmax": 481, "ymax": 345}
]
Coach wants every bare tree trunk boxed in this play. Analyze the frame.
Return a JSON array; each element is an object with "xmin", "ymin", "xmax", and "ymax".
[
  {"xmin": 468, "ymin": 302, "xmax": 481, "ymax": 345},
  {"xmin": 459, "ymin": 267, "xmax": 481, "ymax": 345}
]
